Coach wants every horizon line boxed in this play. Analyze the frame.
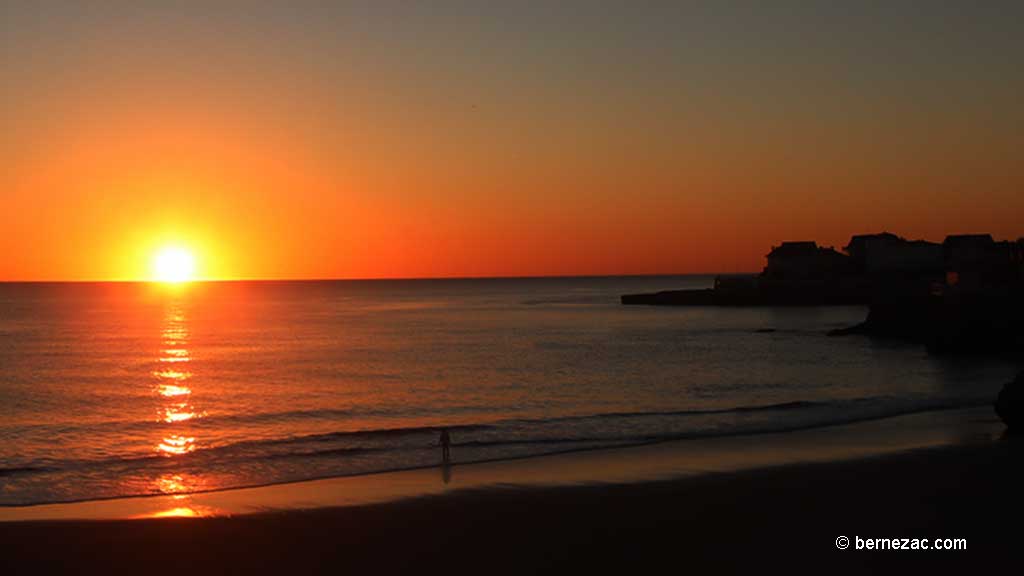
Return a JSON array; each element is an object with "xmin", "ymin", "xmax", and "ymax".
[{"xmin": 0, "ymin": 271, "xmax": 760, "ymax": 285}]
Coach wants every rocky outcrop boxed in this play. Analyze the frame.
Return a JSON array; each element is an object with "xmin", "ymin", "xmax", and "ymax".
[
  {"xmin": 829, "ymin": 278, "xmax": 1024, "ymax": 357},
  {"xmin": 621, "ymin": 289, "xmax": 715, "ymax": 306},
  {"xmin": 621, "ymin": 284, "xmax": 869, "ymax": 307}
]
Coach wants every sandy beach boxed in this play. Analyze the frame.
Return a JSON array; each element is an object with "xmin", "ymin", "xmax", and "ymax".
[{"xmin": 2, "ymin": 407, "xmax": 1019, "ymax": 574}]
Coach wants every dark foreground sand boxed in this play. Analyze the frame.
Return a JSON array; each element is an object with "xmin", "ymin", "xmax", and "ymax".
[{"xmin": 2, "ymin": 417, "xmax": 1021, "ymax": 574}]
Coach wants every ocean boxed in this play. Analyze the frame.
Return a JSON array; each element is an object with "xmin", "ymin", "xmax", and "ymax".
[{"xmin": 0, "ymin": 276, "xmax": 1018, "ymax": 506}]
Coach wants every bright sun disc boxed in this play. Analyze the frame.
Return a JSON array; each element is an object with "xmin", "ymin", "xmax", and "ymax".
[{"xmin": 153, "ymin": 247, "xmax": 196, "ymax": 283}]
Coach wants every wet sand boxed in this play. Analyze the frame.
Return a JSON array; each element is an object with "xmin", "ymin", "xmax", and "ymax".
[{"xmin": 1, "ymin": 408, "xmax": 1020, "ymax": 574}]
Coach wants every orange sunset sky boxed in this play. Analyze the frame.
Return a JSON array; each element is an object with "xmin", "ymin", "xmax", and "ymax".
[{"xmin": 2, "ymin": 1, "xmax": 1022, "ymax": 281}]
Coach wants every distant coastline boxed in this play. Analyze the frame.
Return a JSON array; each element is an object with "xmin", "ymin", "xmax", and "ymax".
[{"xmin": 623, "ymin": 232, "xmax": 1024, "ymax": 357}]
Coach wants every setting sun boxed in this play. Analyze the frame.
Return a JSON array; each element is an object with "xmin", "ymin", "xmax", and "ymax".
[{"xmin": 152, "ymin": 247, "xmax": 196, "ymax": 283}]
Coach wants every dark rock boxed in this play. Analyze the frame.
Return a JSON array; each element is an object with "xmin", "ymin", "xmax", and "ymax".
[
  {"xmin": 621, "ymin": 289, "xmax": 715, "ymax": 306},
  {"xmin": 995, "ymin": 372, "xmax": 1024, "ymax": 432}
]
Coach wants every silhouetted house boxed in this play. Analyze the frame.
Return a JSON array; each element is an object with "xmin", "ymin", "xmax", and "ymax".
[
  {"xmin": 763, "ymin": 241, "xmax": 850, "ymax": 282},
  {"xmin": 943, "ymin": 234, "xmax": 1018, "ymax": 290},
  {"xmin": 843, "ymin": 232, "xmax": 942, "ymax": 275},
  {"xmin": 844, "ymin": 232, "xmax": 902, "ymax": 273},
  {"xmin": 944, "ymin": 234, "xmax": 994, "ymax": 265},
  {"xmin": 877, "ymin": 240, "xmax": 944, "ymax": 275}
]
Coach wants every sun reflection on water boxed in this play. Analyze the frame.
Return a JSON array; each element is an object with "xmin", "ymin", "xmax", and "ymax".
[
  {"xmin": 156, "ymin": 474, "xmax": 190, "ymax": 496},
  {"xmin": 154, "ymin": 473, "xmax": 207, "ymax": 496},
  {"xmin": 162, "ymin": 330, "xmax": 188, "ymax": 343},
  {"xmin": 160, "ymin": 348, "xmax": 190, "ymax": 363},
  {"xmin": 153, "ymin": 302, "xmax": 203, "ymax": 465},
  {"xmin": 147, "ymin": 505, "xmax": 217, "ymax": 518},
  {"xmin": 158, "ymin": 384, "xmax": 192, "ymax": 397},
  {"xmin": 145, "ymin": 472, "xmax": 220, "ymax": 520},
  {"xmin": 153, "ymin": 369, "xmax": 192, "ymax": 381},
  {"xmin": 161, "ymin": 405, "xmax": 200, "ymax": 423},
  {"xmin": 157, "ymin": 434, "xmax": 196, "ymax": 455}
]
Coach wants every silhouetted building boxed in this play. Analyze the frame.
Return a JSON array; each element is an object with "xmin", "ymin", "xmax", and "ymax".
[
  {"xmin": 763, "ymin": 242, "xmax": 850, "ymax": 282},
  {"xmin": 942, "ymin": 234, "xmax": 1016, "ymax": 290},
  {"xmin": 625, "ymin": 231, "xmax": 1020, "ymax": 314},
  {"xmin": 944, "ymin": 234, "xmax": 994, "ymax": 266},
  {"xmin": 843, "ymin": 232, "xmax": 942, "ymax": 275},
  {"xmin": 843, "ymin": 232, "xmax": 902, "ymax": 273}
]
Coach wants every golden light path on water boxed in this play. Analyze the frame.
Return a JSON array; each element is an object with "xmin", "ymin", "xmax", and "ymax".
[
  {"xmin": 147, "ymin": 505, "xmax": 222, "ymax": 518},
  {"xmin": 148, "ymin": 296, "xmax": 210, "ymax": 517}
]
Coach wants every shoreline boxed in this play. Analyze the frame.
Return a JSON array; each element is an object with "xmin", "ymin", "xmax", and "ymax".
[
  {"xmin": 0, "ymin": 400, "xmax": 991, "ymax": 512},
  {"xmin": 1, "ymin": 408, "xmax": 1019, "ymax": 574},
  {"xmin": 0, "ymin": 405, "xmax": 1004, "ymax": 523}
]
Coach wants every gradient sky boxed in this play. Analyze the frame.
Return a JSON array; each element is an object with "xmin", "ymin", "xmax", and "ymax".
[{"xmin": 3, "ymin": 1, "xmax": 1022, "ymax": 281}]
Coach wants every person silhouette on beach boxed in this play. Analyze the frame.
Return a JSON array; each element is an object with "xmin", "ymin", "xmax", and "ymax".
[{"xmin": 439, "ymin": 427, "xmax": 451, "ymax": 464}]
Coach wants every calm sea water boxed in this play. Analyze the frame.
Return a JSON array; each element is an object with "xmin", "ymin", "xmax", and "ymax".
[{"xmin": 0, "ymin": 277, "xmax": 1018, "ymax": 506}]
